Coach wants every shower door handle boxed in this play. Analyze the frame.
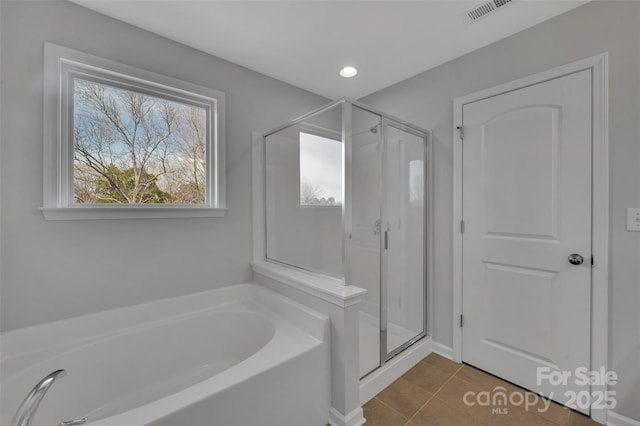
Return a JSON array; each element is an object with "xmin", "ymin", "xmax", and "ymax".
[{"xmin": 384, "ymin": 229, "xmax": 389, "ymax": 250}]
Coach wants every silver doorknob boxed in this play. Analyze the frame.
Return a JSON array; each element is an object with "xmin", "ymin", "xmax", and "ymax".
[{"xmin": 568, "ymin": 254, "xmax": 584, "ymax": 265}]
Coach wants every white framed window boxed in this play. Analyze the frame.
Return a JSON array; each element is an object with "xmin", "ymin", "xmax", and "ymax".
[
  {"xmin": 299, "ymin": 131, "xmax": 343, "ymax": 207},
  {"xmin": 42, "ymin": 43, "xmax": 226, "ymax": 220}
]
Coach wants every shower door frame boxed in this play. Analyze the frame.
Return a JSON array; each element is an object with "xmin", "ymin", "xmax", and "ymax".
[
  {"xmin": 260, "ymin": 98, "xmax": 433, "ymax": 378},
  {"xmin": 377, "ymin": 115, "xmax": 431, "ymax": 368},
  {"xmin": 348, "ymin": 100, "xmax": 431, "ymax": 377},
  {"xmin": 262, "ymin": 99, "xmax": 347, "ymax": 279}
]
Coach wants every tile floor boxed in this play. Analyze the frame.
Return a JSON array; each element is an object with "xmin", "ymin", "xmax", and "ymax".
[{"xmin": 363, "ymin": 353, "xmax": 600, "ymax": 426}]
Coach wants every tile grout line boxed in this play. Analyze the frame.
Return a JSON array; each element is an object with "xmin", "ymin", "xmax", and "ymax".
[
  {"xmin": 430, "ymin": 364, "xmax": 463, "ymax": 397},
  {"xmin": 401, "ymin": 356, "xmax": 466, "ymax": 425},
  {"xmin": 371, "ymin": 355, "xmax": 465, "ymax": 426},
  {"xmin": 403, "ymin": 392, "xmax": 436, "ymax": 426},
  {"xmin": 449, "ymin": 365, "xmax": 582, "ymax": 426},
  {"xmin": 404, "ymin": 367, "xmax": 460, "ymax": 425},
  {"xmin": 451, "ymin": 363, "xmax": 465, "ymax": 376},
  {"xmin": 367, "ymin": 355, "xmax": 597, "ymax": 426},
  {"xmin": 401, "ymin": 359, "xmax": 597, "ymax": 426},
  {"xmin": 450, "ymin": 364, "xmax": 508, "ymax": 425},
  {"xmin": 372, "ymin": 396, "xmax": 411, "ymax": 423}
]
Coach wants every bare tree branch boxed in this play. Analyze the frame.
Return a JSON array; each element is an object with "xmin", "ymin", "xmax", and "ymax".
[{"xmin": 73, "ymin": 80, "xmax": 206, "ymax": 204}]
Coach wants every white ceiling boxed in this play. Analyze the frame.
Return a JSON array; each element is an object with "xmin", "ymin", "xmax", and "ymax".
[{"xmin": 72, "ymin": 0, "xmax": 589, "ymax": 99}]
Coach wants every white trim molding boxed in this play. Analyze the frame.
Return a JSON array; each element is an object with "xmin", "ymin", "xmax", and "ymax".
[
  {"xmin": 39, "ymin": 206, "xmax": 227, "ymax": 220},
  {"xmin": 452, "ymin": 53, "xmax": 609, "ymax": 424},
  {"xmin": 329, "ymin": 406, "xmax": 366, "ymax": 426},
  {"xmin": 42, "ymin": 43, "xmax": 226, "ymax": 220},
  {"xmin": 252, "ymin": 261, "xmax": 366, "ymax": 308},
  {"xmin": 607, "ymin": 412, "xmax": 640, "ymax": 426},
  {"xmin": 430, "ymin": 341, "xmax": 454, "ymax": 360},
  {"xmin": 251, "ymin": 131, "xmax": 266, "ymax": 263},
  {"xmin": 360, "ymin": 337, "xmax": 433, "ymax": 405}
]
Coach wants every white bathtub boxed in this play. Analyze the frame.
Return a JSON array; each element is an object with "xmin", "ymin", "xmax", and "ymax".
[{"xmin": 1, "ymin": 283, "xmax": 330, "ymax": 426}]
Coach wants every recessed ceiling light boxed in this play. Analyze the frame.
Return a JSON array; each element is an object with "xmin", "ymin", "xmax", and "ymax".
[{"xmin": 339, "ymin": 66, "xmax": 358, "ymax": 78}]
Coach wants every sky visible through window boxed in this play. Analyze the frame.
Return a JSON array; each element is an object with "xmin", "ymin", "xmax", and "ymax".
[
  {"xmin": 73, "ymin": 78, "xmax": 207, "ymax": 205},
  {"xmin": 299, "ymin": 132, "xmax": 343, "ymax": 206}
]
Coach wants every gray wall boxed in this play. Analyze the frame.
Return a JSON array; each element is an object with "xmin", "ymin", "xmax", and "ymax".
[
  {"xmin": 2, "ymin": 0, "xmax": 638, "ymax": 421},
  {"xmin": 0, "ymin": 0, "xmax": 329, "ymax": 331},
  {"xmin": 361, "ymin": 1, "xmax": 640, "ymax": 420}
]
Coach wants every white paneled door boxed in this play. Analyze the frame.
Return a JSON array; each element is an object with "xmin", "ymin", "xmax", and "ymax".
[{"xmin": 461, "ymin": 69, "xmax": 592, "ymax": 413}]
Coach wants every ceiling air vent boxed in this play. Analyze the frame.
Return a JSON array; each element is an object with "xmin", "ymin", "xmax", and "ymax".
[
  {"xmin": 493, "ymin": 0, "xmax": 512, "ymax": 7},
  {"xmin": 467, "ymin": 0, "xmax": 513, "ymax": 22}
]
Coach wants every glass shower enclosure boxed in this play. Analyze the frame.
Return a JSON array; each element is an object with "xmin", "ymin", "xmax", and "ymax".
[{"xmin": 263, "ymin": 99, "xmax": 430, "ymax": 378}]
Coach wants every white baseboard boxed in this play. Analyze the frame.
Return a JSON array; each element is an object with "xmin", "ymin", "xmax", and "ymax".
[
  {"xmin": 608, "ymin": 411, "xmax": 640, "ymax": 426},
  {"xmin": 430, "ymin": 341, "xmax": 453, "ymax": 359},
  {"xmin": 329, "ymin": 406, "xmax": 365, "ymax": 426},
  {"xmin": 359, "ymin": 337, "xmax": 432, "ymax": 405}
]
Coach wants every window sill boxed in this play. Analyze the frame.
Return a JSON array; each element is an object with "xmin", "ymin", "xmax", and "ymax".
[
  {"xmin": 298, "ymin": 205, "xmax": 343, "ymax": 209},
  {"xmin": 40, "ymin": 207, "xmax": 227, "ymax": 221}
]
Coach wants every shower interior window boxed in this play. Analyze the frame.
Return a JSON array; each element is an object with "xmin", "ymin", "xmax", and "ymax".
[
  {"xmin": 299, "ymin": 132, "xmax": 343, "ymax": 207},
  {"xmin": 409, "ymin": 160, "xmax": 425, "ymax": 204}
]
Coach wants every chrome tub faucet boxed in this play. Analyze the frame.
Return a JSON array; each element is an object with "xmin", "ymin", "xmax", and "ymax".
[{"xmin": 11, "ymin": 369, "xmax": 87, "ymax": 426}]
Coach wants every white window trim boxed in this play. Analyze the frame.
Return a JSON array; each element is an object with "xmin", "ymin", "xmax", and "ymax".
[{"xmin": 42, "ymin": 43, "xmax": 226, "ymax": 220}]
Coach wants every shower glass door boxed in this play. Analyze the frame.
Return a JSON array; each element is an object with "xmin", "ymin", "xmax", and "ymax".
[
  {"xmin": 351, "ymin": 105, "xmax": 384, "ymax": 378},
  {"xmin": 382, "ymin": 121, "xmax": 427, "ymax": 359},
  {"xmin": 262, "ymin": 99, "xmax": 428, "ymax": 380}
]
